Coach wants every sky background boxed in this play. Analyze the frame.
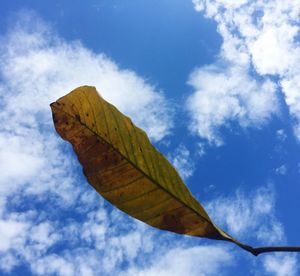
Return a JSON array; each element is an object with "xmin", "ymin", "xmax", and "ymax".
[{"xmin": 0, "ymin": 0, "xmax": 300, "ymax": 275}]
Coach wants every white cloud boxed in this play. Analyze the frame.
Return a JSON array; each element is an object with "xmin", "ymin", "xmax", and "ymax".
[
  {"xmin": 191, "ymin": 0, "xmax": 300, "ymax": 144},
  {"xmin": 0, "ymin": 7, "xmax": 298, "ymax": 276},
  {"xmin": 276, "ymin": 129, "xmax": 287, "ymax": 142},
  {"xmin": 275, "ymin": 165, "xmax": 287, "ymax": 175},
  {"xmin": 206, "ymin": 184, "xmax": 284, "ymax": 244},
  {"xmin": 33, "ymin": 255, "xmax": 75, "ymax": 276},
  {"xmin": 197, "ymin": 142, "xmax": 206, "ymax": 157},
  {"xmin": 168, "ymin": 144, "xmax": 195, "ymax": 179},
  {"xmin": 0, "ymin": 10, "xmax": 174, "ymax": 274},
  {"xmin": 29, "ymin": 222, "xmax": 60, "ymax": 252},
  {"xmin": 0, "ymin": 219, "xmax": 29, "ymax": 251},
  {"xmin": 263, "ymin": 254, "xmax": 298, "ymax": 276},
  {"xmin": 123, "ymin": 245, "xmax": 233, "ymax": 276},
  {"xmin": 186, "ymin": 64, "xmax": 278, "ymax": 145},
  {"xmin": 250, "ymin": 24, "xmax": 299, "ymax": 76},
  {"xmin": 0, "ymin": 10, "xmax": 173, "ymax": 142},
  {"xmin": 281, "ymin": 76, "xmax": 300, "ymax": 141},
  {"xmin": 0, "ymin": 11, "xmax": 237, "ymax": 276}
]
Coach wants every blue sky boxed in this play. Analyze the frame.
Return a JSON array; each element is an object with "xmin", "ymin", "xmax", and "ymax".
[{"xmin": 0, "ymin": 0, "xmax": 300, "ymax": 275}]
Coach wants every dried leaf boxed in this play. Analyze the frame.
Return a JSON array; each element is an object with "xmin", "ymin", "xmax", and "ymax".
[{"xmin": 50, "ymin": 86, "xmax": 300, "ymax": 256}]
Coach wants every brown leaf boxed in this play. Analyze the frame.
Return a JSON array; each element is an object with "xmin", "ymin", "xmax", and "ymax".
[{"xmin": 51, "ymin": 86, "xmax": 298, "ymax": 256}]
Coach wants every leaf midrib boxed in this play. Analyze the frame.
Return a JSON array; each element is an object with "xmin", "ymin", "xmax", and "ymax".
[{"xmin": 51, "ymin": 102, "xmax": 225, "ymax": 238}]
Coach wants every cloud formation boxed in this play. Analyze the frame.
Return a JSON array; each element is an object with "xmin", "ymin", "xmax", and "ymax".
[
  {"xmin": 187, "ymin": 64, "xmax": 278, "ymax": 145},
  {"xmin": 0, "ymin": 10, "xmax": 175, "ymax": 274},
  {"xmin": 264, "ymin": 254, "xmax": 298, "ymax": 276},
  {"xmin": 0, "ymin": 10, "xmax": 242, "ymax": 276},
  {"xmin": 190, "ymin": 0, "xmax": 300, "ymax": 144},
  {"xmin": 0, "ymin": 8, "xmax": 298, "ymax": 276},
  {"xmin": 124, "ymin": 245, "xmax": 233, "ymax": 276},
  {"xmin": 206, "ymin": 183, "xmax": 298, "ymax": 275},
  {"xmin": 206, "ymin": 184, "xmax": 284, "ymax": 243},
  {"xmin": 168, "ymin": 144, "xmax": 195, "ymax": 180},
  {"xmin": 0, "ymin": 11, "xmax": 173, "ymax": 142}
]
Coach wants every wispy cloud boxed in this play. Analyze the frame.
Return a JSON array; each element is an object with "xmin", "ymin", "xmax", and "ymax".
[
  {"xmin": 186, "ymin": 64, "xmax": 278, "ymax": 145},
  {"xmin": 276, "ymin": 129, "xmax": 287, "ymax": 142},
  {"xmin": 190, "ymin": 0, "xmax": 300, "ymax": 144},
  {"xmin": 205, "ymin": 183, "xmax": 298, "ymax": 275},
  {"xmin": 0, "ymin": 10, "xmax": 174, "ymax": 274},
  {"xmin": 275, "ymin": 165, "xmax": 288, "ymax": 175},
  {"xmin": 206, "ymin": 184, "xmax": 283, "ymax": 244},
  {"xmin": 0, "ymin": 10, "xmax": 240, "ymax": 276},
  {"xmin": 123, "ymin": 245, "xmax": 233, "ymax": 276},
  {"xmin": 0, "ymin": 8, "xmax": 298, "ymax": 276},
  {"xmin": 0, "ymin": 10, "xmax": 173, "ymax": 142},
  {"xmin": 263, "ymin": 253, "xmax": 298, "ymax": 276},
  {"xmin": 168, "ymin": 144, "xmax": 195, "ymax": 180}
]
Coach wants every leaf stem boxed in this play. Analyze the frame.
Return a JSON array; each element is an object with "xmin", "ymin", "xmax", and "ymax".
[{"xmin": 238, "ymin": 243, "xmax": 300, "ymax": 256}]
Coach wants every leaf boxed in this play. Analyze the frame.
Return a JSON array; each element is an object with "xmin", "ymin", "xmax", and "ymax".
[
  {"xmin": 50, "ymin": 86, "xmax": 300, "ymax": 256},
  {"xmin": 51, "ymin": 85, "xmax": 231, "ymax": 238}
]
